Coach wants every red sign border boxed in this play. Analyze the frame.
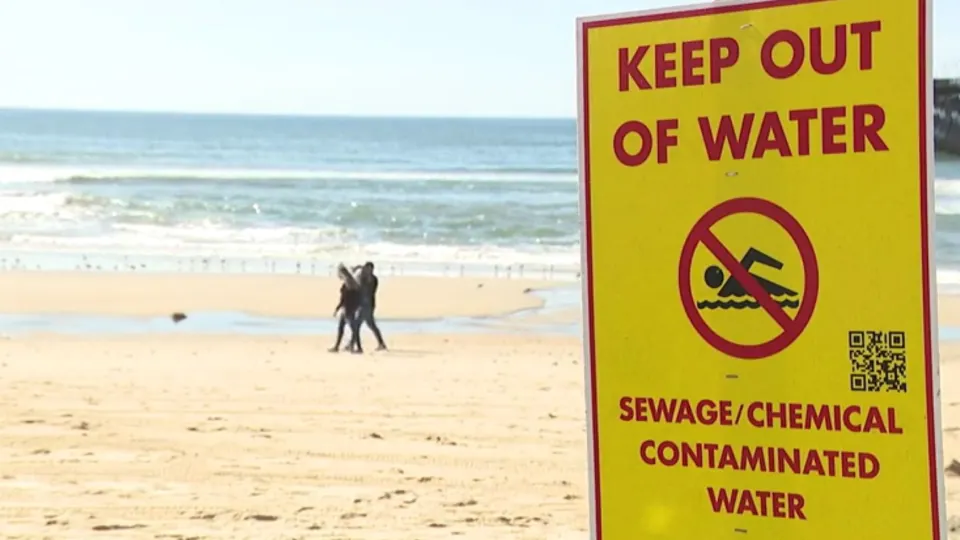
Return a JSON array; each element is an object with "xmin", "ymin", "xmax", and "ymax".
[
  {"xmin": 677, "ymin": 197, "xmax": 819, "ymax": 360},
  {"xmin": 578, "ymin": 1, "xmax": 939, "ymax": 539}
]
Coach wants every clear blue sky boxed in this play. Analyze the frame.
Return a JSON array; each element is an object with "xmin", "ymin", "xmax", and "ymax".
[{"xmin": 0, "ymin": 0, "xmax": 955, "ymax": 118}]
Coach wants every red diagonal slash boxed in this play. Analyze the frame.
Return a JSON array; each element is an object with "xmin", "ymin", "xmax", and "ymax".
[
  {"xmin": 698, "ymin": 229, "xmax": 794, "ymax": 330},
  {"xmin": 677, "ymin": 197, "xmax": 819, "ymax": 361}
]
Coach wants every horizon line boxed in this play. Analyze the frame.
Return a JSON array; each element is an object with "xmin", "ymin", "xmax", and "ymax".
[{"xmin": 0, "ymin": 105, "xmax": 577, "ymax": 122}]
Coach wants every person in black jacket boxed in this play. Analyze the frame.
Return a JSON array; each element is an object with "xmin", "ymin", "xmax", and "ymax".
[
  {"xmin": 328, "ymin": 264, "xmax": 363, "ymax": 353},
  {"xmin": 358, "ymin": 261, "xmax": 387, "ymax": 351}
]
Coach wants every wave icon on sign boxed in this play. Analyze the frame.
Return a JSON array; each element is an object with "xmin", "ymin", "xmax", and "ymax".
[{"xmin": 696, "ymin": 298, "xmax": 800, "ymax": 310}]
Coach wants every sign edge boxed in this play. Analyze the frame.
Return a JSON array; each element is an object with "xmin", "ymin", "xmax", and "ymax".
[
  {"xmin": 920, "ymin": 0, "xmax": 947, "ymax": 537},
  {"xmin": 575, "ymin": 15, "xmax": 602, "ymax": 540},
  {"xmin": 576, "ymin": 0, "xmax": 776, "ymax": 26}
]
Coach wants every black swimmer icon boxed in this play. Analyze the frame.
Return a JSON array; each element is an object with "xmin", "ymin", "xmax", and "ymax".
[
  {"xmin": 679, "ymin": 197, "xmax": 820, "ymax": 359},
  {"xmin": 698, "ymin": 247, "xmax": 799, "ymax": 310}
]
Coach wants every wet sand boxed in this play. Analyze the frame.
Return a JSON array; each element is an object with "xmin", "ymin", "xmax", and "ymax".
[{"xmin": 0, "ymin": 271, "xmax": 559, "ymax": 319}]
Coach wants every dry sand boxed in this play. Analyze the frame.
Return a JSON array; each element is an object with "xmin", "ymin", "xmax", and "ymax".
[
  {"xmin": 936, "ymin": 342, "xmax": 960, "ymax": 536},
  {"xmin": 5, "ymin": 272, "xmax": 960, "ymax": 537},
  {"xmin": 0, "ymin": 332, "xmax": 588, "ymax": 539}
]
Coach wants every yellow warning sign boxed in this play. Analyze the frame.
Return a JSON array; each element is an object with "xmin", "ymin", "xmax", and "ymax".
[{"xmin": 576, "ymin": 0, "xmax": 944, "ymax": 539}]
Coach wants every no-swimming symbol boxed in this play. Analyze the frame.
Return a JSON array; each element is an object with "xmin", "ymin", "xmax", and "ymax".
[
  {"xmin": 697, "ymin": 247, "xmax": 800, "ymax": 310},
  {"xmin": 678, "ymin": 197, "xmax": 819, "ymax": 360}
]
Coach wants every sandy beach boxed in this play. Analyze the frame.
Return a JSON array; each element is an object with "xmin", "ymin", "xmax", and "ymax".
[
  {"xmin": 940, "ymin": 343, "xmax": 960, "ymax": 537},
  {"xmin": 3, "ymin": 271, "xmax": 960, "ymax": 538},
  {"xmin": 0, "ymin": 272, "xmax": 589, "ymax": 539}
]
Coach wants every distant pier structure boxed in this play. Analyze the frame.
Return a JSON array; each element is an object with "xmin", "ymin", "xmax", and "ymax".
[{"xmin": 935, "ymin": 78, "xmax": 960, "ymax": 155}]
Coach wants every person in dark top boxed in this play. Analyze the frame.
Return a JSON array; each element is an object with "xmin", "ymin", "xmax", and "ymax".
[
  {"xmin": 328, "ymin": 264, "xmax": 363, "ymax": 353},
  {"xmin": 358, "ymin": 261, "xmax": 387, "ymax": 351}
]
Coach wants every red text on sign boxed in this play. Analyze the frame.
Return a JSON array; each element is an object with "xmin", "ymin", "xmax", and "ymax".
[
  {"xmin": 708, "ymin": 487, "xmax": 807, "ymax": 520},
  {"xmin": 620, "ymin": 397, "xmax": 735, "ymax": 425},
  {"xmin": 638, "ymin": 440, "xmax": 881, "ymax": 479},
  {"xmin": 697, "ymin": 104, "xmax": 887, "ymax": 160},
  {"xmin": 760, "ymin": 21, "xmax": 882, "ymax": 79},
  {"xmin": 612, "ymin": 119, "xmax": 679, "ymax": 166},
  {"xmin": 747, "ymin": 402, "xmax": 902, "ymax": 434},
  {"xmin": 619, "ymin": 397, "xmax": 901, "ymax": 434},
  {"xmin": 618, "ymin": 37, "xmax": 739, "ymax": 91}
]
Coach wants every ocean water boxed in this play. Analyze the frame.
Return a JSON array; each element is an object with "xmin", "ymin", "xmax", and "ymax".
[
  {"xmin": 0, "ymin": 109, "xmax": 578, "ymax": 275},
  {"xmin": 0, "ymin": 108, "xmax": 958, "ymax": 285}
]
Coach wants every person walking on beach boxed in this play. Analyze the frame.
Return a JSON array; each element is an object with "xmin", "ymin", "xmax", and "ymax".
[
  {"xmin": 358, "ymin": 261, "xmax": 388, "ymax": 351},
  {"xmin": 329, "ymin": 263, "xmax": 363, "ymax": 353}
]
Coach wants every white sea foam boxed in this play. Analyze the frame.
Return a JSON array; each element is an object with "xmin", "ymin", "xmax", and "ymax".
[
  {"xmin": 0, "ymin": 166, "xmax": 957, "ymax": 276},
  {"xmin": 0, "ymin": 227, "xmax": 581, "ymax": 269},
  {"xmin": 0, "ymin": 192, "xmax": 72, "ymax": 216},
  {"xmin": 0, "ymin": 163, "xmax": 575, "ymax": 185},
  {"xmin": 937, "ymin": 269, "xmax": 960, "ymax": 292},
  {"xmin": 935, "ymin": 177, "xmax": 960, "ymax": 196}
]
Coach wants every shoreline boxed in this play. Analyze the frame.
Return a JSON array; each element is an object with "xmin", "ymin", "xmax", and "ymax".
[
  {"xmin": 8, "ymin": 270, "xmax": 960, "ymax": 336},
  {"xmin": 0, "ymin": 286, "xmax": 583, "ymax": 338},
  {"xmin": 0, "ymin": 271, "xmax": 582, "ymax": 338},
  {"xmin": 0, "ymin": 271, "xmax": 565, "ymax": 319}
]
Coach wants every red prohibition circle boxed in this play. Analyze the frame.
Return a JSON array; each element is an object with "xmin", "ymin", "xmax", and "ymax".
[{"xmin": 678, "ymin": 197, "xmax": 819, "ymax": 360}]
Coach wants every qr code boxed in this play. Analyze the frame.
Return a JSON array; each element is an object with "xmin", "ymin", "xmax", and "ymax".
[{"xmin": 849, "ymin": 331, "xmax": 906, "ymax": 393}]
